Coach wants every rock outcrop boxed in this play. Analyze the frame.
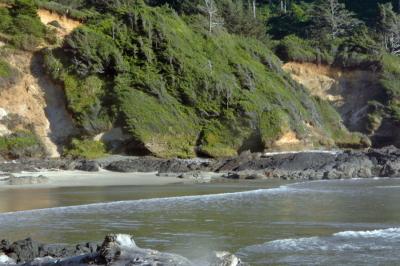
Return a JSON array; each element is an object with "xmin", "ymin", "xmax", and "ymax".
[
  {"xmin": 0, "ymin": 235, "xmax": 244, "ymax": 266},
  {"xmin": 1, "ymin": 147, "xmax": 400, "ymax": 181}
]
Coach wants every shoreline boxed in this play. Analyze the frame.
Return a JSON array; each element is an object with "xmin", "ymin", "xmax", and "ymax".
[
  {"xmin": 0, "ymin": 146, "xmax": 399, "ymax": 191},
  {"xmin": 0, "ymin": 170, "xmax": 191, "ymax": 191}
]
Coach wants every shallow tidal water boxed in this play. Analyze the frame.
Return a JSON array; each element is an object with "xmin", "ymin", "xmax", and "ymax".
[{"xmin": 1, "ymin": 178, "xmax": 400, "ymax": 265}]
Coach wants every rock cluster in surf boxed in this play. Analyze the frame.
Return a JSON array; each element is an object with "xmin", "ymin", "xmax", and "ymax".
[{"xmin": 0, "ymin": 234, "xmax": 246, "ymax": 266}]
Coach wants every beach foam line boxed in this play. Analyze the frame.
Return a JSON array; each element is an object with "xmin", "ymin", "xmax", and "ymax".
[
  {"xmin": 333, "ymin": 227, "xmax": 400, "ymax": 238},
  {"xmin": 263, "ymin": 149, "xmax": 341, "ymax": 156}
]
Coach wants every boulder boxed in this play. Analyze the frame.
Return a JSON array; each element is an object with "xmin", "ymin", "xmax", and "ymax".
[
  {"xmin": 20, "ymin": 234, "xmax": 194, "ymax": 266},
  {"xmin": 74, "ymin": 160, "xmax": 100, "ymax": 172},
  {"xmin": 7, "ymin": 238, "xmax": 41, "ymax": 262},
  {"xmin": 93, "ymin": 234, "xmax": 193, "ymax": 266},
  {"xmin": 381, "ymin": 161, "xmax": 400, "ymax": 177},
  {"xmin": 105, "ymin": 157, "xmax": 210, "ymax": 173}
]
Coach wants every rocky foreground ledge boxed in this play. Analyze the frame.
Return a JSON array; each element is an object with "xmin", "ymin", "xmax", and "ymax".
[
  {"xmin": 0, "ymin": 234, "xmax": 245, "ymax": 265},
  {"xmin": 1, "ymin": 146, "xmax": 400, "ymax": 181}
]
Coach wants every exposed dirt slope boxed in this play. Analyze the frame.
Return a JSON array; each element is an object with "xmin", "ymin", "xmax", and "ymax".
[
  {"xmin": 0, "ymin": 8, "xmax": 81, "ymax": 157},
  {"xmin": 0, "ymin": 51, "xmax": 76, "ymax": 157},
  {"xmin": 283, "ymin": 62, "xmax": 381, "ymax": 133},
  {"xmin": 37, "ymin": 9, "xmax": 81, "ymax": 37}
]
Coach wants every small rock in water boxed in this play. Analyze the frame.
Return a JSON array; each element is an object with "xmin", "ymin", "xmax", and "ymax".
[
  {"xmin": 210, "ymin": 251, "xmax": 246, "ymax": 266},
  {"xmin": 223, "ymin": 173, "xmax": 240, "ymax": 179}
]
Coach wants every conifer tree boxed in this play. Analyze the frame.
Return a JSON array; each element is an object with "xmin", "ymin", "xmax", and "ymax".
[
  {"xmin": 311, "ymin": 0, "xmax": 360, "ymax": 40},
  {"xmin": 378, "ymin": 3, "xmax": 400, "ymax": 55}
]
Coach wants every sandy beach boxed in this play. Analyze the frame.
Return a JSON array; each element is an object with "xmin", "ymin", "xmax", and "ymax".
[{"xmin": 0, "ymin": 170, "xmax": 185, "ymax": 190}]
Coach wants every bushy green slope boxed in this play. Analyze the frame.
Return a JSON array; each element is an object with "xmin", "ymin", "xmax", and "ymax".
[{"xmin": 41, "ymin": 1, "xmax": 362, "ymax": 157}]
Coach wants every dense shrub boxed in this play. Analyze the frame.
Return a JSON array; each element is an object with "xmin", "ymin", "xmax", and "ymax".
[
  {"xmin": 42, "ymin": 0, "xmax": 367, "ymax": 157},
  {"xmin": 0, "ymin": 56, "xmax": 19, "ymax": 88},
  {"xmin": 0, "ymin": 0, "xmax": 52, "ymax": 50},
  {"xmin": 64, "ymin": 138, "xmax": 107, "ymax": 159},
  {"xmin": 0, "ymin": 59, "xmax": 12, "ymax": 78},
  {"xmin": 0, "ymin": 131, "xmax": 45, "ymax": 159}
]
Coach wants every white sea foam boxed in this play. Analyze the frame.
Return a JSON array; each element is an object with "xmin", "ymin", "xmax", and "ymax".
[
  {"xmin": 242, "ymin": 227, "xmax": 400, "ymax": 254},
  {"xmin": 0, "ymin": 254, "xmax": 15, "ymax": 264},
  {"xmin": 263, "ymin": 149, "xmax": 341, "ymax": 156},
  {"xmin": 333, "ymin": 227, "xmax": 400, "ymax": 239},
  {"xmin": 242, "ymin": 236, "xmax": 361, "ymax": 253},
  {"xmin": 376, "ymin": 185, "xmax": 400, "ymax": 189},
  {"xmin": 116, "ymin": 234, "xmax": 137, "ymax": 248}
]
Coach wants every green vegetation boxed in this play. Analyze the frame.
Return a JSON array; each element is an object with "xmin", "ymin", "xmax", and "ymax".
[
  {"xmin": 0, "ymin": 0, "xmax": 54, "ymax": 50},
  {"xmin": 0, "ymin": 52, "xmax": 19, "ymax": 88},
  {"xmin": 39, "ymin": 0, "xmax": 367, "ymax": 157},
  {"xmin": 259, "ymin": 108, "xmax": 289, "ymax": 148},
  {"xmin": 64, "ymin": 138, "xmax": 107, "ymax": 159},
  {"xmin": 380, "ymin": 54, "xmax": 400, "ymax": 122},
  {"xmin": 5, "ymin": 0, "xmax": 400, "ymax": 157},
  {"xmin": 0, "ymin": 59, "xmax": 11, "ymax": 78},
  {"xmin": 0, "ymin": 131, "xmax": 44, "ymax": 159},
  {"xmin": 265, "ymin": 0, "xmax": 400, "ymax": 147}
]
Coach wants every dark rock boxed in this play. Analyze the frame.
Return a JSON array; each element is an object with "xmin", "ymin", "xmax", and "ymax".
[
  {"xmin": 215, "ymin": 152, "xmax": 337, "ymax": 173},
  {"xmin": 1, "ymin": 146, "xmax": 400, "ymax": 181},
  {"xmin": 224, "ymin": 173, "xmax": 240, "ymax": 179},
  {"xmin": 0, "ymin": 158, "xmax": 73, "ymax": 173},
  {"xmin": 222, "ymin": 171, "xmax": 265, "ymax": 180},
  {"xmin": 381, "ymin": 161, "xmax": 400, "ymax": 177},
  {"xmin": 75, "ymin": 160, "xmax": 100, "ymax": 172},
  {"xmin": 105, "ymin": 157, "xmax": 211, "ymax": 173},
  {"xmin": 8, "ymin": 238, "xmax": 41, "ymax": 263},
  {"xmin": 97, "ymin": 234, "xmax": 123, "ymax": 264},
  {"xmin": 0, "ymin": 239, "xmax": 10, "ymax": 252},
  {"xmin": 20, "ymin": 234, "xmax": 194, "ymax": 266}
]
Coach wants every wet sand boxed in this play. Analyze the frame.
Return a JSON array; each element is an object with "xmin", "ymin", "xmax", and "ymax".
[{"xmin": 0, "ymin": 170, "xmax": 185, "ymax": 190}]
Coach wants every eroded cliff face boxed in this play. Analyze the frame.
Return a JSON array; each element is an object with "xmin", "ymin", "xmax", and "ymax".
[
  {"xmin": 37, "ymin": 9, "xmax": 81, "ymax": 37},
  {"xmin": 283, "ymin": 62, "xmax": 400, "ymax": 148},
  {"xmin": 0, "ymin": 50, "xmax": 76, "ymax": 157},
  {"xmin": 0, "ymin": 9, "xmax": 81, "ymax": 157},
  {"xmin": 283, "ymin": 62, "xmax": 383, "ymax": 133}
]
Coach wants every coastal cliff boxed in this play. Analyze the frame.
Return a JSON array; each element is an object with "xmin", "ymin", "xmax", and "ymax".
[{"xmin": 0, "ymin": 0, "xmax": 399, "ymax": 159}]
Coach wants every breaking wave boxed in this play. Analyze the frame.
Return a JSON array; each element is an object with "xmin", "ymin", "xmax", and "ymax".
[{"xmin": 241, "ymin": 227, "xmax": 400, "ymax": 254}]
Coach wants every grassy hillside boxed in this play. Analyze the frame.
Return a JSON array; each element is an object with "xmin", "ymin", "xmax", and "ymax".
[
  {"xmin": 40, "ymin": 0, "xmax": 363, "ymax": 158},
  {"xmin": 1, "ymin": 0, "xmax": 384, "ymax": 158}
]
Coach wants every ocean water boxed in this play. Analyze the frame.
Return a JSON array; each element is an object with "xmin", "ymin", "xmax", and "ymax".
[{"xmin": 0, "ymin": 178, "xmax": 400, "ymax": 265}]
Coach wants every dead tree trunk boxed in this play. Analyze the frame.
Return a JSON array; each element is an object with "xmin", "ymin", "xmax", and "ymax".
[
  {"xmin": 203, "ymin": 0, "xmax": 218, "ymax": 33},
  {"xmin": 252, "ymin": 0, "xmax": 256, "ymax": 18}
]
